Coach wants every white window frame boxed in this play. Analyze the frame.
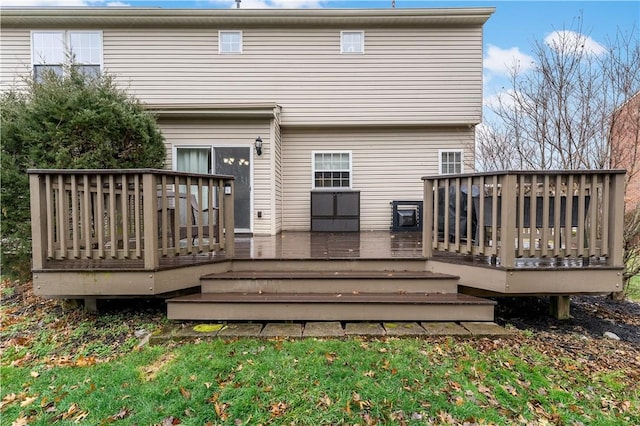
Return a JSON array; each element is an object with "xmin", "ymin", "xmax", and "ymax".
[
  {"xmin": 438, "ymin": 149, "xmax": 464, "ymax": 175},
  {"xmin": 219, "ymin": 30, "xmax": 243, "ymax": 54},
  {"xmin": 31, "ymin": 30, "xmax": 103, "ymax": 80},
  {"xmin": 340, "ymin": 31, "xmax": 365, "ymax": 54},
  {"xmin": 312, "ymin": 151, "xmax": 353, "ymax": 190}
]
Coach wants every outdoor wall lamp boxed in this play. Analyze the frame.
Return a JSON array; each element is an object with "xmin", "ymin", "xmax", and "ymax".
[{"xmin": 255, "ymin": 136, "xmax": 263, "ymax": 156}]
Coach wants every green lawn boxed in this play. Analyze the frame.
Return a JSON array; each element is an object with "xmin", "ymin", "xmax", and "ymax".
[{"xmin": 2, "ymin": 337, "xmax": 638, "ymax": 425}]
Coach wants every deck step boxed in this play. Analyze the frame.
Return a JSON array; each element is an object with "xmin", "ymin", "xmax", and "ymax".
[
  {"xmin": 201, "ymin": 270, "xmax": 459, "ymax": 294},
  {"xmin": 167, "ymin": 292, "xmax": 495, "ymax": 321}
]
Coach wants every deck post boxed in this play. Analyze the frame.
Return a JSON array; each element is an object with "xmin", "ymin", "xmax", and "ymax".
[
  {"xmin": 29, "ymin": 173, "xmax": 48, "ymax": 270},
  {"xmin": 608, "ymin": 172, "xmax": 625, "ymax": 267},
  {"xmin": 142, "ymin": 173, "xmax": 159, "ymax": 269},
  {"xmin": 499, "ymin": 173, "xmax": 517, "ymax": 268},
  {"xmin": 550, "ymin": 295, "xmax": 571, "ymax": 320},
  {"xmin": 423, "ymin": 178, "xmax": 434, "ymax": 258},
  {"xmin": 223, "ymin": 179, "xmax": 235, "ymax": 257}
]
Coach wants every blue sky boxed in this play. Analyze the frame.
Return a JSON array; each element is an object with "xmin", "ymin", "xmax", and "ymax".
[{"xmin": 6, "ymin": 0, "xmax": 639, "ymax": 106}]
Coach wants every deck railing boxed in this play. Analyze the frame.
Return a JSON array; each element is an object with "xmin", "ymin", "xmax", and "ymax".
[
  {"xmin": 422, "ymin": 170, "xmax": 626, "ymax": 268},
  {"xmin": 29, "ymin": 169, "xmax": 235, "ymax": 270}
]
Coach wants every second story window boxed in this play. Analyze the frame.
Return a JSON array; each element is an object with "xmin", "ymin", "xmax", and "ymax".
[
  {"xmin": 219, "ymin": 31, "xmax": 242, "ymax": 54},
  {"xmin": 32, "ymin": 31, "xmax": 102, "ymax": 81},
  {"xmin": 341, "ymin": 31, "xmax": 364, "ymax": 54},
  {"xmin": 439, "ymin": 149, "xmax": 464, "ymax": 174}
]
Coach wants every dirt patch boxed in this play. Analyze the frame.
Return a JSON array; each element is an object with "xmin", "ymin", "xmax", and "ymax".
[{"xmin": 495, "ymin": 295, "xmax": 640, "ymax": 346}]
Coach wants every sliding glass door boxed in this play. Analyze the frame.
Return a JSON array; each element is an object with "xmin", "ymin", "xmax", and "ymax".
[{"xmin": 176, "ymin": 146, "xmax": 252, "ymax": 233}]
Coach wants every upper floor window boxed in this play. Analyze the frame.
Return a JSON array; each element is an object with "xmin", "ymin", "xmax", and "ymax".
[
  {"xmin": 32, "ymin": 31, "xmax": 102, "ymax": 81},
  {"xmin": 219, "ymin": 31, "xmax": 242, "ymax": 54},
  {"xmin": 341, "ymin": 31, "xmax": 364, "ymax": 54},
  {"xmin": 439, "ymin": 149, "xmax": 464, "ymax": 174},
  {"xmin": 313, "ymin": 151, "xmax": 352, "ymax": 189}
]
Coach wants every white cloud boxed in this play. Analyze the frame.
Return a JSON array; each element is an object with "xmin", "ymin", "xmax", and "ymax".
[
  {"xmin": 106, "ymin": 1, "xmax": 130, "ymax": 5},
  {"xmin": 484, "ymin": 44, "xmax": 535, "ymax": 77},
  {"xmin": 483, "ymin": 88, "xmax": 521, "ymax": 112},
  {"xmin": 544, "ymin": 30, "xmax": 606, "ymax": 56}
]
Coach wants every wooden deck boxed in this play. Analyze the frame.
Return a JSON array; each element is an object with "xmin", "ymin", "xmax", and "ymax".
[
  {"xmin": 233, "ymin": 231, "xmax": 424, "ymax": 260},
  {"xmin": 28, "ymin": 169, "xmax": 626, "ymax": 320}
]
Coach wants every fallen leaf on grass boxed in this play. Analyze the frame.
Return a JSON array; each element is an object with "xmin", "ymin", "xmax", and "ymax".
[
  {"xmin": 269, "ymin": 401, "xmax": 288, "ymax": 417},
  {"xmin": 179, "ymin": 387, "xmax": 191, "ymax": 400},
  {"xmin": 100, "ymin": 407, "xmax": 132, "ymax": 424},
  {"xmin": 159, "ymin": 416, "xmax": 181, "ymax": 425},
  {"xmin": 11, "ymin": 416, "xmax": 30, "ymax": 426},
  {"xmin": 317, "ymin": 394, "xmax": 332, "ymax": 409},
  {"xmin": 325, "ymin": 352, "xmax": 338, "ymax": 364},
  {"xmin": 20, "ymin": 396, "xmax": 37, "ymax": 407}
]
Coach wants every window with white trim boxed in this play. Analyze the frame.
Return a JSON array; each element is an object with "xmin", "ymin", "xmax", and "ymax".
[
  {"xmin": 313, "ymin": 152, "xmax": 352, "ymax": 189},
  {"xmin": 219, "ymin": 31, "xmax": 242, "ymax": 54},
  {"xmin": 439, "ymin": 150, "xmax": 464, "ymax": 174},
  {"xmin": 32, "ymin": 31, "xmax": 102, "ymax": 81},
  {"xmin": 340, "ymin": 31, "xmax": 364, "ymax": 54}
]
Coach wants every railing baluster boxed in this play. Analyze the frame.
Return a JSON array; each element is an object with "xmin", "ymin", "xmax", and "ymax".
[
  {"xmin": 466, "ymin": 176, "xmax": 473, "ymax": 254},
  {"xmin": 601, "ymin": 174, "xmax": 610, "ymax": 257},
  {"xmin": 541, "ymin": 175, "xmax": 550, "ymax": 257},
  {"xmin": 589, "ymin": 174, "xmax": 598, "ymax": 257},
  {"xmin": 443, "ymin": 178, "xmax": 450, "ymax": 252},
  {"xmin": 553, "ymin": 175, "xmax": 562, "ymax": 257},
  {"xmin": 208, "ymin": 178, "xmax": 215, "ymax": 251},
  {"xmin": 530, "ymin": 175, "xmax": 537, "ymax": 256},
  {"xmin": 196, "ymin": 178, "xmax": 204, "ymax": 252},
  {"xmin": 454, "ymin": 177, "xmax": 461, "ymax": 252},
  {"xmin": 185, "ymin": 176, "xmax": 193, "ymax": 254},
  {"xmin": 478, "ymin": 176, "xmax": 485, "ymax": 255},
  {"xmin": 71, "ymin": 175, "xmax": 80, "ymax": 259},
  {"xmin": 83, "ymin": 175, "xmax": 91, "ymax": 259},
  {"xmin": 218, "ymin": 180, "xmax": 225, "ymax": 251},
  {"xmin": 96, "ymin": 175, "xmax": 105, "ymax": 259},
  {"xmin": 121, "ymin": 174, "xmax": 130, "ymax": 258},
  {"xmin": 57, "ymin": 175, "xmax": 68, "ymax": 259},
  {"xmin": 490, "ymin": 175, "xmax": 498, "ymax": 257},
  {"xmin": 173, "ymin": 175, "xmax": 181, "ymax": 255},
  {"xmin": 134, "ymin": 174, "xmax": 142, "ymax": 259},
  {"xmin": 517, "ymin": 174, "xmax": 525, "ymax": 257},
  {"xmin": 108, "ymin": 175, "xmax": 117, "ymax": 259},
  {"xmin": 160, "ymin": 175, "xmax": 169, "ymax": 256},
  {"xmin": 564, "ymin": 174, "xmax": 574, "ymax": 258},
  {"xmin": 577, "ymin": 175, "xmax": 586, "ymax": 257},
  {"xmin": 432, "ymin": 178, "xmax": 439, "ymax": 252},
  {"xmin": 423, "ymin": 178, "xmax": 434, "ymax": 258},
  {"xmin": 45, "ymin": 175, "xmax": 54, "ymax": 259}
]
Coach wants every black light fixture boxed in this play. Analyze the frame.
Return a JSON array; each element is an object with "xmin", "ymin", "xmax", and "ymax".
[{"xmin": 255, "ymin": 136, "xmax": 263, "ymax": 156}]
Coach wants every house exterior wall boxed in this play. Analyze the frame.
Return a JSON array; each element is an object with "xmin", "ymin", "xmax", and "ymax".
[
  {"xmin": 0, "ymin": 10, "xmax": 489, "ymax": 128},
  {"xmin": 159, "ymin": 118, "xmax": 275, "ymax": 235},
  {"xmin": 611, "ymin": 92, "xmax": 640, "ymax": 211},
  {"xmin": 0, "ymin": 8, "xmax": 492, "ymax": 234},
  {"xmin": 282, "ymin": 126, "xmax": 475, "ymax": 231}
]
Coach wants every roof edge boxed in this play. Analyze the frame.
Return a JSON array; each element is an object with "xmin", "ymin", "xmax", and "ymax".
[{"xmin": 1, "ymin": 7, "xmax": 495, "ymax": 29}]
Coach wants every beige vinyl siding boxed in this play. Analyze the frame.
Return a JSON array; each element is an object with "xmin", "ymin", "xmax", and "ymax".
[
  {"xmin": 102, "ymin": 27, "xmax": 483, "ymax": 126},
  {"xmin": 158, "ymin": 118, "xmax": 274, "ymax": 235},
  {"xmin": 282, "ymin": 127, "xmax": 475, "ymax": 231},
  {"xmin": 0, "ymin": 29, "xmax": 32, "ymax": 90},
  {"xmin": 271, "ymin": 112, "xmax": 283, "ymax": 234}
]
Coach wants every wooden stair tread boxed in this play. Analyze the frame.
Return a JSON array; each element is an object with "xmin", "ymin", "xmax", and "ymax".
[
  {"xmin": 201, "ymin": 270, "xmax": 458, "ymax": 280},
  {"xmin": 169, "ymin": 292, "xmax": 495, "ymax": 305}
]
